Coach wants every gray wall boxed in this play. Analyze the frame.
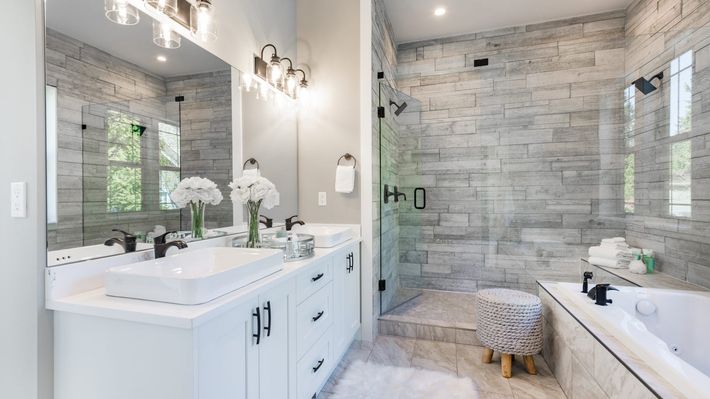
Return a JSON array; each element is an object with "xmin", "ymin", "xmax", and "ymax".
[
  {"xmin": 393, "ymin": 11, "xmax": 628, "ymax": 293},
  {"xmin": 0, "ymin": 0, "xmax": 53, "ymax": 397},
  {"xmin": 624, "ymin": 0, "xmax": 710, "ymax": 288}
]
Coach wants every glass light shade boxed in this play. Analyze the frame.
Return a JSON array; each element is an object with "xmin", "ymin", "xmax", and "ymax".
[
  {"xmin": 105, "ymin": 0, "xmax": 140, "ymax": 25},
  {"xmin": 190, "ymin": 1, "xmax": 217, "ymax": 42},
  {"xmin": 298, "ymin": 83, "xmax": 310, "ymax": 102},
  {"xmin": 268, "ymin": 62, "xmax": 283, "ymax": 83},
  {"xmin": 152, "ymin": 20, "xmax": 181, "ymax": 49},
  {"xmin": 285, "ymin": 71, "xmax": 298, "ymax": 95},
  {"xmin": 145, "ymin": 0, "xmax": 178, "ymax": 17}
]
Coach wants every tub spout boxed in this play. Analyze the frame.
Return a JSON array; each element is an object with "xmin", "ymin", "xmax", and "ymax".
[{"xmin": 589, "ymin": 283, "xmax": 618, "ymax": 306}]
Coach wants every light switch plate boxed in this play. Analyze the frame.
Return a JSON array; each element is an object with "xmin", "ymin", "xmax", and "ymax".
[
  {"xmin": 318, "ymin": 192, "xmax": 327, "ymax": 206},
  {"xmin": 11, "ymin": 182, "xmax": 27, "ymax": 218}
]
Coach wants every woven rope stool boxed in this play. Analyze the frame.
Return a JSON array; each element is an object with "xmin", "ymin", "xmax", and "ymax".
[{"xmin": 476, "ymin": 288, "xmax": 543, "ymax": 378}]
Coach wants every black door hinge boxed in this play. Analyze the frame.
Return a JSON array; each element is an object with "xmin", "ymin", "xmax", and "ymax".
[
  {"xmin": 377, "ymin": 106, "xmax": 385, "ymax": 119},
  {"xmin": 378, "ymin": 279, "xmax": 386, "ymax": 291}
]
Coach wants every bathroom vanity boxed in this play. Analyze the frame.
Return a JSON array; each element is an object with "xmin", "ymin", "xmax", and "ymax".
[{"xmin": 48, "ymin": 235, "xmax": 361, "ymax": 399}]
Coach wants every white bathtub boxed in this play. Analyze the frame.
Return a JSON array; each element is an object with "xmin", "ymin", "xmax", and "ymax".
[{"xmin": 555, "ymin": 282, "xmax": 710, "ymax": 399}]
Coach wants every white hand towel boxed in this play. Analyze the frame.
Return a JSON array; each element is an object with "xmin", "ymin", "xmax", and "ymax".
[
  {"xmin": 589, "ymin": 256, "xmax": 627, "ymax": 269},
  {"xmin": 335, "ymin": 165, "xmax": 355, "ymax": 193},
  {"xmin": 588, "ymin": 246, "xmax": 631, "ymax": 259},
  {"xmin": 601, "ymin": 237, "xmax": 626, "ymax": 244},
  {"xmin": 243, "ymin": 168, "xmax": 260, "ymax": 177}
]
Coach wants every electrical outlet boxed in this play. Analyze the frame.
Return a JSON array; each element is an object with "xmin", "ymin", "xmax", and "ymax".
[
  {"xmin": 318, "ymin": 192, "xmax": 327, "ymax": 206},
  {"xmin": 10, "ymin": 182, "xmax": 27, "ymax": 218}
]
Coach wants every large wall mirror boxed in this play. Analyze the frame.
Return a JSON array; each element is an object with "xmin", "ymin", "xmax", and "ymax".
[{"xmin": 46, "ymin": 0, "xmax": 298, "ymax": 266}]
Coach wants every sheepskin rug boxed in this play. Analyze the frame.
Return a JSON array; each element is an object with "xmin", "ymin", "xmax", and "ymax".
[{"xmin": 329, "ymin": 361, "xmax": 479, "ymax": 399}]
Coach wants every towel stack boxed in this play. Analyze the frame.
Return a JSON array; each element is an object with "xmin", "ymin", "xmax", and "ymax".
[{"xmin": 588, "ymin": 237, "xmax": 634, "ymax": 269}]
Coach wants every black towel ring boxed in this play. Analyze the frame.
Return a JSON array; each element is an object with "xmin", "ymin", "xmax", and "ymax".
[
  {"xmin": 243, "ymin": 158, "xmax": 259, "ymax": 169},
  {"xmin": 337, "ymin": 153, "xmax": 357, "ymax": 168}
]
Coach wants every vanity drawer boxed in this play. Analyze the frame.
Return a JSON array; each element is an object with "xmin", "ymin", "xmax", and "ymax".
[
  {"xmin": 297, "ymin": 326, "xmax": 333, "ymax": 399},
  {"xmin": 296, "ymin": 282, "xmax": 333, "ymax": 359},
  {"xmin": 296, "ymin": 257, "xmax": 333, "ymax": 303}
]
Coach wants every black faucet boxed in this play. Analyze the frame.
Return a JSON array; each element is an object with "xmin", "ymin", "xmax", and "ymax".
[
  {"xmin": 153, "ymin": 231, "xmax": 188, "ymax": 258},
  {"xmin": 588, "ymin": 283, "xmax": 618, "ymax": 306},
  {"xmin": 582, "ymin": 271, "xmax": 593, "ymax": 293},
  {"xmin": 104, "ymin": 229, "xmax": 137, "ymax": 253},
  {"xmin": 260, "ymin": 215, "xmax": 273, "ymax": 228},
  {"xmin": 285, "ymin": 215, "xmax": 305, "ymax": 231}
]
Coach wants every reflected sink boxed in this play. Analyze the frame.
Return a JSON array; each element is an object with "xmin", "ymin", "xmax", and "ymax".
[
  {"xmin": 290, "ymin": 224, "xmax": 352, "ymax": 248},
  {"xmin": 105, "ymin": 247, "xmax": 283, "ymax": 305}
]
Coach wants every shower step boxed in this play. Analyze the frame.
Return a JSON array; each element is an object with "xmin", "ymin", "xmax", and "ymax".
[{"xmin": 378, "ymin": 318, "xmax": 479, "ymax": 345}]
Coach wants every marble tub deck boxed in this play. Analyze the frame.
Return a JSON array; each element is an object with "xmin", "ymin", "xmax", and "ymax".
[
  {"xmin": 379, "ymin": 290, "xmax": 480, "ymax": 344},
  {"xmin": 320, "ymin": 336, "xmax": 567, "ymax": 398}
]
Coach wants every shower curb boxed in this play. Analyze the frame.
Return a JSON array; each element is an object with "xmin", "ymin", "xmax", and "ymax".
[{"xmin": 378, "ymin": 318, "xmax": 480, "ymax": 345}]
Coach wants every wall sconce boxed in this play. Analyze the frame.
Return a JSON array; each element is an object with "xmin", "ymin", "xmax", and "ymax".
[
  {"xmin": 190, "ymin": 0, "xmax": 217, "ymax": 42},
  {"xmin": 104, "ymin": 0, "xmax": 140, "ymax": 25},
  {"xmin": 254, "ymin": 44, "xmax": 310, "ymax": 100}
]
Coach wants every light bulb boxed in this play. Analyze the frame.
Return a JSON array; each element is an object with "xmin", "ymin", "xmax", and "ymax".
[
  {"xmin": 269, "ymin": 62, "xmax": 282, "ymax": 83},
  {"xmin": 190, "ymin": 0, "xmax": 217, "ymax": 42},
  {"xmin": 105, "ymin": 0, "xmax": 139, "ymax": 25},
  {"xmin": 285, "ymin": 72, "xmax": 298, "ymax": 95}
]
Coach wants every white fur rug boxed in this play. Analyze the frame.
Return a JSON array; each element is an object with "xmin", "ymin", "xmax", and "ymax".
[{"xmin": 329, "ymin": 361, "xmax": 479, "ymax": 399}]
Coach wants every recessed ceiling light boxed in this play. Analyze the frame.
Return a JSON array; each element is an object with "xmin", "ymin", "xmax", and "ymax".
[
  {"xmin": 156, "ymin": 55, "xmax": 167, "ymax": 62},
  {"xmin": 434, "ymin": 7, "xmax": 446, "ymax": 16}
]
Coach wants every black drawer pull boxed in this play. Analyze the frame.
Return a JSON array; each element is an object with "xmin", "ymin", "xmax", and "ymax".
[
  {"xmin": 311, "ymin": 273, "xmax": 324, "ymax": 282},
  {"xmin": 312, "ymin": 358, "xmax": 325, "ymax": 373},
  {"xmin": 263, "ymin": 301, "xmax": 272, "ymax": 337},
  {"xmin": 252, "ymin": 307, "xmax": 261, "ymax": 345},
  {"xmin": 312, "ymin": 311, "xmax": 325, "ymax": 322}
]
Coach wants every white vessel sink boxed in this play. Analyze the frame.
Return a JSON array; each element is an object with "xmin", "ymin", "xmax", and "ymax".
[
  {"xmin": 290, "ymin": 224, "xmax": 352, "ymax": 248},
  {"xmin": 105, "ymin": 247, "xmax": 284, "ymax": 305}
]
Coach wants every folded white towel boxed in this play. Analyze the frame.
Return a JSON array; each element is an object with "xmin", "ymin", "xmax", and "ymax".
[
  {"xmin": 588, "ymin": 246, "xmax": 631, "ymax": 259},
  {"xmin": 335, "ymin": 165, "xmax": 355, "ymax": 193},
  {"xmin": 601, "ymin": 237, "xmax": 626, "ymax": 244},
  {"xmin": 588, "ymin": 256, "xmax": 629, "ymax": 269},
  {"xmin": 243, "ymin": 168, "xmax": 260, "ymax": 177}
]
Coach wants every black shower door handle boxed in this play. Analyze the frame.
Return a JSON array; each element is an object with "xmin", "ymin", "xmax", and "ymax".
[{"xmin": 414, "ymin": 188, "xmax": 426, "ymax": 210}]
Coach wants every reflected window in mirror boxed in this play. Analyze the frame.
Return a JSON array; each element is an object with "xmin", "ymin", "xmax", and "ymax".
[
  {"xmin": 106, "ymin": 111, "xmax": 143, "ymax": 213},
  {"xmin": 46, "ymin": 85, "xmax": 58, "ymax": 225},
  {"xmin": 669, "ymin": 140, "xmax": 692, "ymax": 218},
  {"xmin": 669, "ymin": 50, "xmax": 693, "ymax": 137},
  {"xmin": 159, "ymin": 121, "xmax": 181, "ymax": 210}
]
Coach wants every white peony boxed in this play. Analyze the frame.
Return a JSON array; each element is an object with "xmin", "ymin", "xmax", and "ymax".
[
  {"xmin": 229, "ymin": 175, "xmax": 279, "ymax": 209},
  {"xmin": 170, "ymin": 177, "xmax": 224, "ymax": 208}
]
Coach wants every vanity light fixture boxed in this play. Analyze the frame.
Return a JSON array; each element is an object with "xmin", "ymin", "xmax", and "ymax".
[
  {"xmin": 281, "ymin": 58, "xmax": 298, "ymax": 95},
  {"xmin": 145, "ymin": 0, "xmax": 178, "ymax": 17},
  {"xmin": 253, "ymin": 44, "xmax": 311, "ymax": 100},
  {"xmin": 295, "ymin": 69, "xmax": 309, "ymax": 101},
  {"xmin": 255, "ymin": 44, "xmax": 284, "ymax": 84},
  {"xmin": 105, "ymin": 0, "xmax": 140, "ymax": 25},
  {"xmin": 190, "ymin": 0, "xmax": 217, "ymax": 42},
  {"xmin": 153, "ymin": 19, "xmax": 181, "ymax": 49}
]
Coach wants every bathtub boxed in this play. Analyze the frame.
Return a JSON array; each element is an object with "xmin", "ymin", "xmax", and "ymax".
[{"xmin": 554, "ymin": 282, "xmax": 710, "ymax": 398}]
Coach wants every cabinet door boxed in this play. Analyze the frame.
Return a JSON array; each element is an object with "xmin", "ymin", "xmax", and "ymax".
[
  {"xmin": 197, "ymin": 298, "xmax": 259, "ymax": 399},
  {"xmin": 333, "ymin": 243, "xmax": 361, "ymax": 358},
  {"xmin": 344, "ymin": 244, "xmax": 361, "ymax": 339},
  {"xmin": 332, "ymin": 247, "xmax": 349, "ymax": 357},
  {"xmin": 258, "ymin": 278, "xmax": 296, "ymax": 399}
]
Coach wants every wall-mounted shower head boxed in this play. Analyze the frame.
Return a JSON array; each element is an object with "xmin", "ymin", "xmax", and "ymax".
[
  {"xmin": 389, "ymin": 100, "xmax": 408, "ymax": 116},
  {"xmin": 632, "ymin": 71, "xmax": 664, "ymax": 95}
]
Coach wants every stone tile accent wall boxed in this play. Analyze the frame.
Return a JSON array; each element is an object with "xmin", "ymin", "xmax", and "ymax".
[
  {"xmin": 623, "ymin": 0, "xmax": 710, "ymax": 289},
  {"xmin": 393, "ymin": 12, "xmax": 628, "ymax": 293}
]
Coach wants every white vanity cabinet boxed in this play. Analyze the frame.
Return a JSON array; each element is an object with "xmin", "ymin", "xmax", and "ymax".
[{"xmin": 333, "ymin": 242, "xmax": 361, "ymax": 357}]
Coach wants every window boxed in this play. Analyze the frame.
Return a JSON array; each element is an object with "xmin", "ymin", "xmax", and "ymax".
[
  {"xmin": 669, "ymin": 140, "xmax": 691, "ymax": 217},
  {"xmin": 624, "ymin": 154, "xmax": 635, "ymax": 213},
  {"xmin": 46, "ymin": 86, "xmax": 58, "ymax": 224},
  {"xmin": 670, "ymin": 51, "xmax": 693, "ymax": 136},
  {"xmin": 623, "ymin": 85, "xmax": 636, "ymax": 147},
  {"xmin": 159, "ymin": 122, "xmax": 180, "ymax": 210},
  {"xmin": 106, "ymin": 111, "xmax": 143, "ymax": 212}
]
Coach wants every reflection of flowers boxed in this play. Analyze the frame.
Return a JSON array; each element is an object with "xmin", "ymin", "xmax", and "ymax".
[
  {"xmin": 170, "ymin": 177, "xmax": 223, "ymax": 208},
  {"xmin": 229, "ymin": 176, "xmax": 279, "ymax": 209}
]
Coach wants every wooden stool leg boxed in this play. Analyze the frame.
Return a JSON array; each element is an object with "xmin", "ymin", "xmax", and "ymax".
[
  {"xmin": 482, "ymin": 348, "xmax": 494, "ymax": 364},
  {"xmin": 501, "ymin": 354, "xmax": 512, "ymax": 378},
  {"xmin": 523, "ymin": 355, "xmax": 537, "ymax": 375}
]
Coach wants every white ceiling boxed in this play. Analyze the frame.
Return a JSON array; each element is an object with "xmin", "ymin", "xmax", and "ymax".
[
  {"xmin": 46, "ymin": 0, "xmax": 229, "ymax": 78},
  {"xmin": 383, "ymin": 0, "xmax": 633, "ymax": 44}
]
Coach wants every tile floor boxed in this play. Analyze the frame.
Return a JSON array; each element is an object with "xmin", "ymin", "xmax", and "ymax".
[
  {"xmin": 319, "ymin": 335, "xmax": 567, "ymax": 399},
  {"xmin": 380, "ymin": 290, "xmax": 478, "ymax": 330}
]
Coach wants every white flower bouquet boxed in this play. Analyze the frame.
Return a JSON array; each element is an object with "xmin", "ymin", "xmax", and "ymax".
[
  {"xmin": 170, "ymin": 177, "xmax": 223, "ymax": 239},
  {"xmin": 229, "ymin": 175, "xmax": 279, "ymax": 247}
]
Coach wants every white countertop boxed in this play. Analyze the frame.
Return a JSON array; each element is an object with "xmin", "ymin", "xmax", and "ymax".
[{"xmin": 47, "ymin": 239, "xmax": 360, "ymax": 329}]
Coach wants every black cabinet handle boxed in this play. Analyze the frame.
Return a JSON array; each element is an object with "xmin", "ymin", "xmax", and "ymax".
[
  {"xmin": 414, "ymin": 187, "xmax": 426, "ymax": 210},
  {"xmin": 312, "ymin": 310, "xmax": 325, "ymax": 322},
  {"xmin": 346, "ymin": 253, "xmax": 352, "ymax": 273},
  {"xmin": 312, "ymin": 358, "xmax": 325, "ymax": 373},
  {"xmin": 311, "ymin": 273, "xmax": 324, "ymax": 282},
  {"xmin": 263, "ymin": 301, "xmax": 272, "ymax": 337},
  {"xmin": 252, "ymin": 307, "xmax": 261, "ymax": 345},
  {"xmin": 350, "ymin": 252, "xmax": 354, "ymax": 271}
]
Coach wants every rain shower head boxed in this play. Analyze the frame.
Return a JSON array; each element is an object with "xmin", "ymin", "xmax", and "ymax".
[
  {"xmin": 389, "ymin": 100, "xmax": 408, "ymax": 116},
  {"xmin": 632, "ymin": 71, "xmax": 664, "ymax": 95}
]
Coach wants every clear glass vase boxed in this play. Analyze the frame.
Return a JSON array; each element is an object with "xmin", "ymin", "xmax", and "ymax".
[
  {"xmin": 190, "ymin": 201, "xmax": 206, "ymax": 240},
  {"xmin": 246, "ymin": 200, "xmax": 262, "ymax": 248}
]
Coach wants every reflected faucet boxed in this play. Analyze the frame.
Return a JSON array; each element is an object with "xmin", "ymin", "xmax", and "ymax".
[
  {"xmin": 260, "ymin": 215, "xmax": 273, "ymax": 228},
  {"xmin": 104, "ymin": 229, "xmax": 137, "ymax": 253},
  {"xmin": 285, "ymin": 215, "xmax": 305, "ymax": 231},
  {"xmin": 153, "ymin": 231, "xmax": 188, "ymax": 258}
]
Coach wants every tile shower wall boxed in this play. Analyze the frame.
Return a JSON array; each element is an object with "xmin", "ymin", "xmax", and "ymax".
[
  {"xmin": 394, "ymin": 12, "xmax": 628, "ymax": 293},
  {"xmin": 624, "ymin": 0, "xmax": 710, "ymax": 288}
]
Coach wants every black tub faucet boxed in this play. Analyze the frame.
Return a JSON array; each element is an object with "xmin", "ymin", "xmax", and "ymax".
[
  {"xmin": 153, "ymin": 231, "xmax": 188, "ymax": 258},
  {"xmin": 582, "ymin": 271, "xmax": 593, "ymax": 293},
  {"xmin": 104, "ymin": 229, "xmax": 137, "ymax": 253},
  {"xmin": 285, "ymin": 215, "xmax": 305, "ymax": 231},
  {"xmin": 589, "ymin": 283, "xmax": 618, "ymax": 306}
]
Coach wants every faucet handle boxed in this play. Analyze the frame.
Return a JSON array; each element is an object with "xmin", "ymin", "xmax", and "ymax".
[
  {"xmin": 583, "ymin": 271, "xmax": 593, "ymax": 279},
  {"xmin": 154, "ymin": 231, "xmax": 177, "ymax": 245}
]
